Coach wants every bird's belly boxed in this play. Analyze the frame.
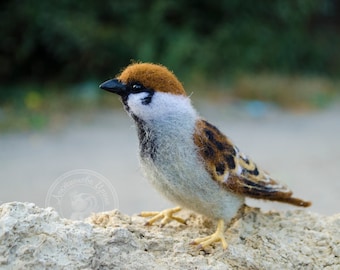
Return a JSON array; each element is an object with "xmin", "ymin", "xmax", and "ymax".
[{"xmin": 140, "ymin": 155, "xmax": 244, "ymax": 222}]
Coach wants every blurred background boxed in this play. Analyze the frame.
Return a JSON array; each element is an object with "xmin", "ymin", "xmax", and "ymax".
[{"xmin": 1, "ymin": 0, "xmax": 339, "ymax": 219}]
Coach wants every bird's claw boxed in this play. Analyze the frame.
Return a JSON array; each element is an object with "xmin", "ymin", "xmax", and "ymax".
[
  {"xmin": 139, "ymin": 206, "xmax": 185, "ymax": 227},
  {"xmin": 190, "ymin": 219, "xmax": 228, "ymax": 250}
]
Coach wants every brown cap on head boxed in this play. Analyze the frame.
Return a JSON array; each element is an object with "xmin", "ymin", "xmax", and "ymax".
[{"xmin": 117, "ymin": 63, "xmax": 186, "ymax": 96}]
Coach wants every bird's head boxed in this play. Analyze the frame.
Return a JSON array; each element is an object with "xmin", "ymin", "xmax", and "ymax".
[{"xmin": 100, "ymin": 63, "xmax": 192, "ymax": 121}]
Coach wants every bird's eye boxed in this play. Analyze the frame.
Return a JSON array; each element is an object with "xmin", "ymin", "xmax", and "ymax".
[{"xmin": 132, "ymin": 83, "xmax": 143, "ymax": 91}]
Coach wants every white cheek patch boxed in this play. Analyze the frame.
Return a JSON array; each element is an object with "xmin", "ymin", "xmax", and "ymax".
[
  {"xmin": 127, "ymin": 92, "xmax": 196, "ymax": 121},
  {"xmin": 127, "ymin": 92, "xmax": 150, "ymax": 117}
]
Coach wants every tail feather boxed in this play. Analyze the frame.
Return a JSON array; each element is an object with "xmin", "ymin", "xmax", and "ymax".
[{"xmin": 268, "ymin": 196, "xmax": 312, "ymax": 207}]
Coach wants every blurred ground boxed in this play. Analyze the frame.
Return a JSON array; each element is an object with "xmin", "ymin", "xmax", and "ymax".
[{"xmin": 0, "ymin": 99, "xmax": 339, "ymax": 217}]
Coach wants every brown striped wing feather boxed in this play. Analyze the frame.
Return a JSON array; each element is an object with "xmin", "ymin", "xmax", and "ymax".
[{"xmin": 193, "ymin": 119, "xmax": 311, "ymax": 207}]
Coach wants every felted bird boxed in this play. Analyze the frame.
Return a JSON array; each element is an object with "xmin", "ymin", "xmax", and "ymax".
[{"xmin": 100, "ymin": 62, "xmax": 311, "ymax": 250}]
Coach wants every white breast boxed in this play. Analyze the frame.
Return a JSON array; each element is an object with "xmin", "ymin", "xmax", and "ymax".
[{"xmin": 136, "ymin": 92, "xmax": 244, "ymax": 222}]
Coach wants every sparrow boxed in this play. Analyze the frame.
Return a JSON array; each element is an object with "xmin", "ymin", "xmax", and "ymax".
[{"xmin": 100, "ymin": 62, "xmax": 311, "ymax": 250}]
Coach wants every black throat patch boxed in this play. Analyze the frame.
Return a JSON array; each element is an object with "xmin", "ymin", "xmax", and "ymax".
[{"xmin": 132, "ymin": 114, "xmax": 157, "ymax": 160}]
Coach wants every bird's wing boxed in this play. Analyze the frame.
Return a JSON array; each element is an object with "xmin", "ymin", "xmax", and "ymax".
[{"xmin": 193, "ymin": 119, "xmax": 311, "ymax": 207}]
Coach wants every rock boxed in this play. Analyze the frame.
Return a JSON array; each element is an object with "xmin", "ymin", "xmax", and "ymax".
[{"xmin": 0, "ymin": 202, "xmax": 339, "ymax": 269}]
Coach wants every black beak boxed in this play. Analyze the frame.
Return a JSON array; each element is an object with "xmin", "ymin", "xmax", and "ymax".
[{"xmin": 99, "ymin": 79, "xmax": 127, "ymax": 96}]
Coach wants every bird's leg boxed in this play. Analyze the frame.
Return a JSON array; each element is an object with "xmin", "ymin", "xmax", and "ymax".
[
  {"xmin": 139, "ymin": 206, "xmax": 186, "ymax": 227},
  {"xmin": 191, "ymin": 204, "xmax": 246, "ymax": 250},
  {"xmin": 191, "ymin": 219, "xmax": 228, "ymax": 250}
]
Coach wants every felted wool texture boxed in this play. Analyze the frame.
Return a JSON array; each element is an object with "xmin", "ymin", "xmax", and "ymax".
[
  {"xmin": 118, "ymin": 63, "xmax": 186, "ymax": 96},
  {"xmin": 131, "ymin": 92, "xmax": 245, "ymax": 222},
  {"xmin": 126, "ymin": 90, "xmax": 194, "ymax": 122}
]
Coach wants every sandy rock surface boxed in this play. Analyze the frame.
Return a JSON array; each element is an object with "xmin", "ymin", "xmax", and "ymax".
[{"xmin": 0, "ymin": 202, "xmax": 339, "ymax": 269}]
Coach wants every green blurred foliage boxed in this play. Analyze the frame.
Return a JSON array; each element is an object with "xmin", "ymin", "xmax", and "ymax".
[
  {"xmin": 1, "ymin": 0, "xmax": 340, "ymax": 86},
  {"xmin": 1, "ymin": 0, "xmax": 340, "ymax": 131}
]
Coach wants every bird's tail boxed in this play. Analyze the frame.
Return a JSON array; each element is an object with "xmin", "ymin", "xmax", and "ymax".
[{"xmin": 270, "ymin": 196, "xmax": 312, "ymax": 207}]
